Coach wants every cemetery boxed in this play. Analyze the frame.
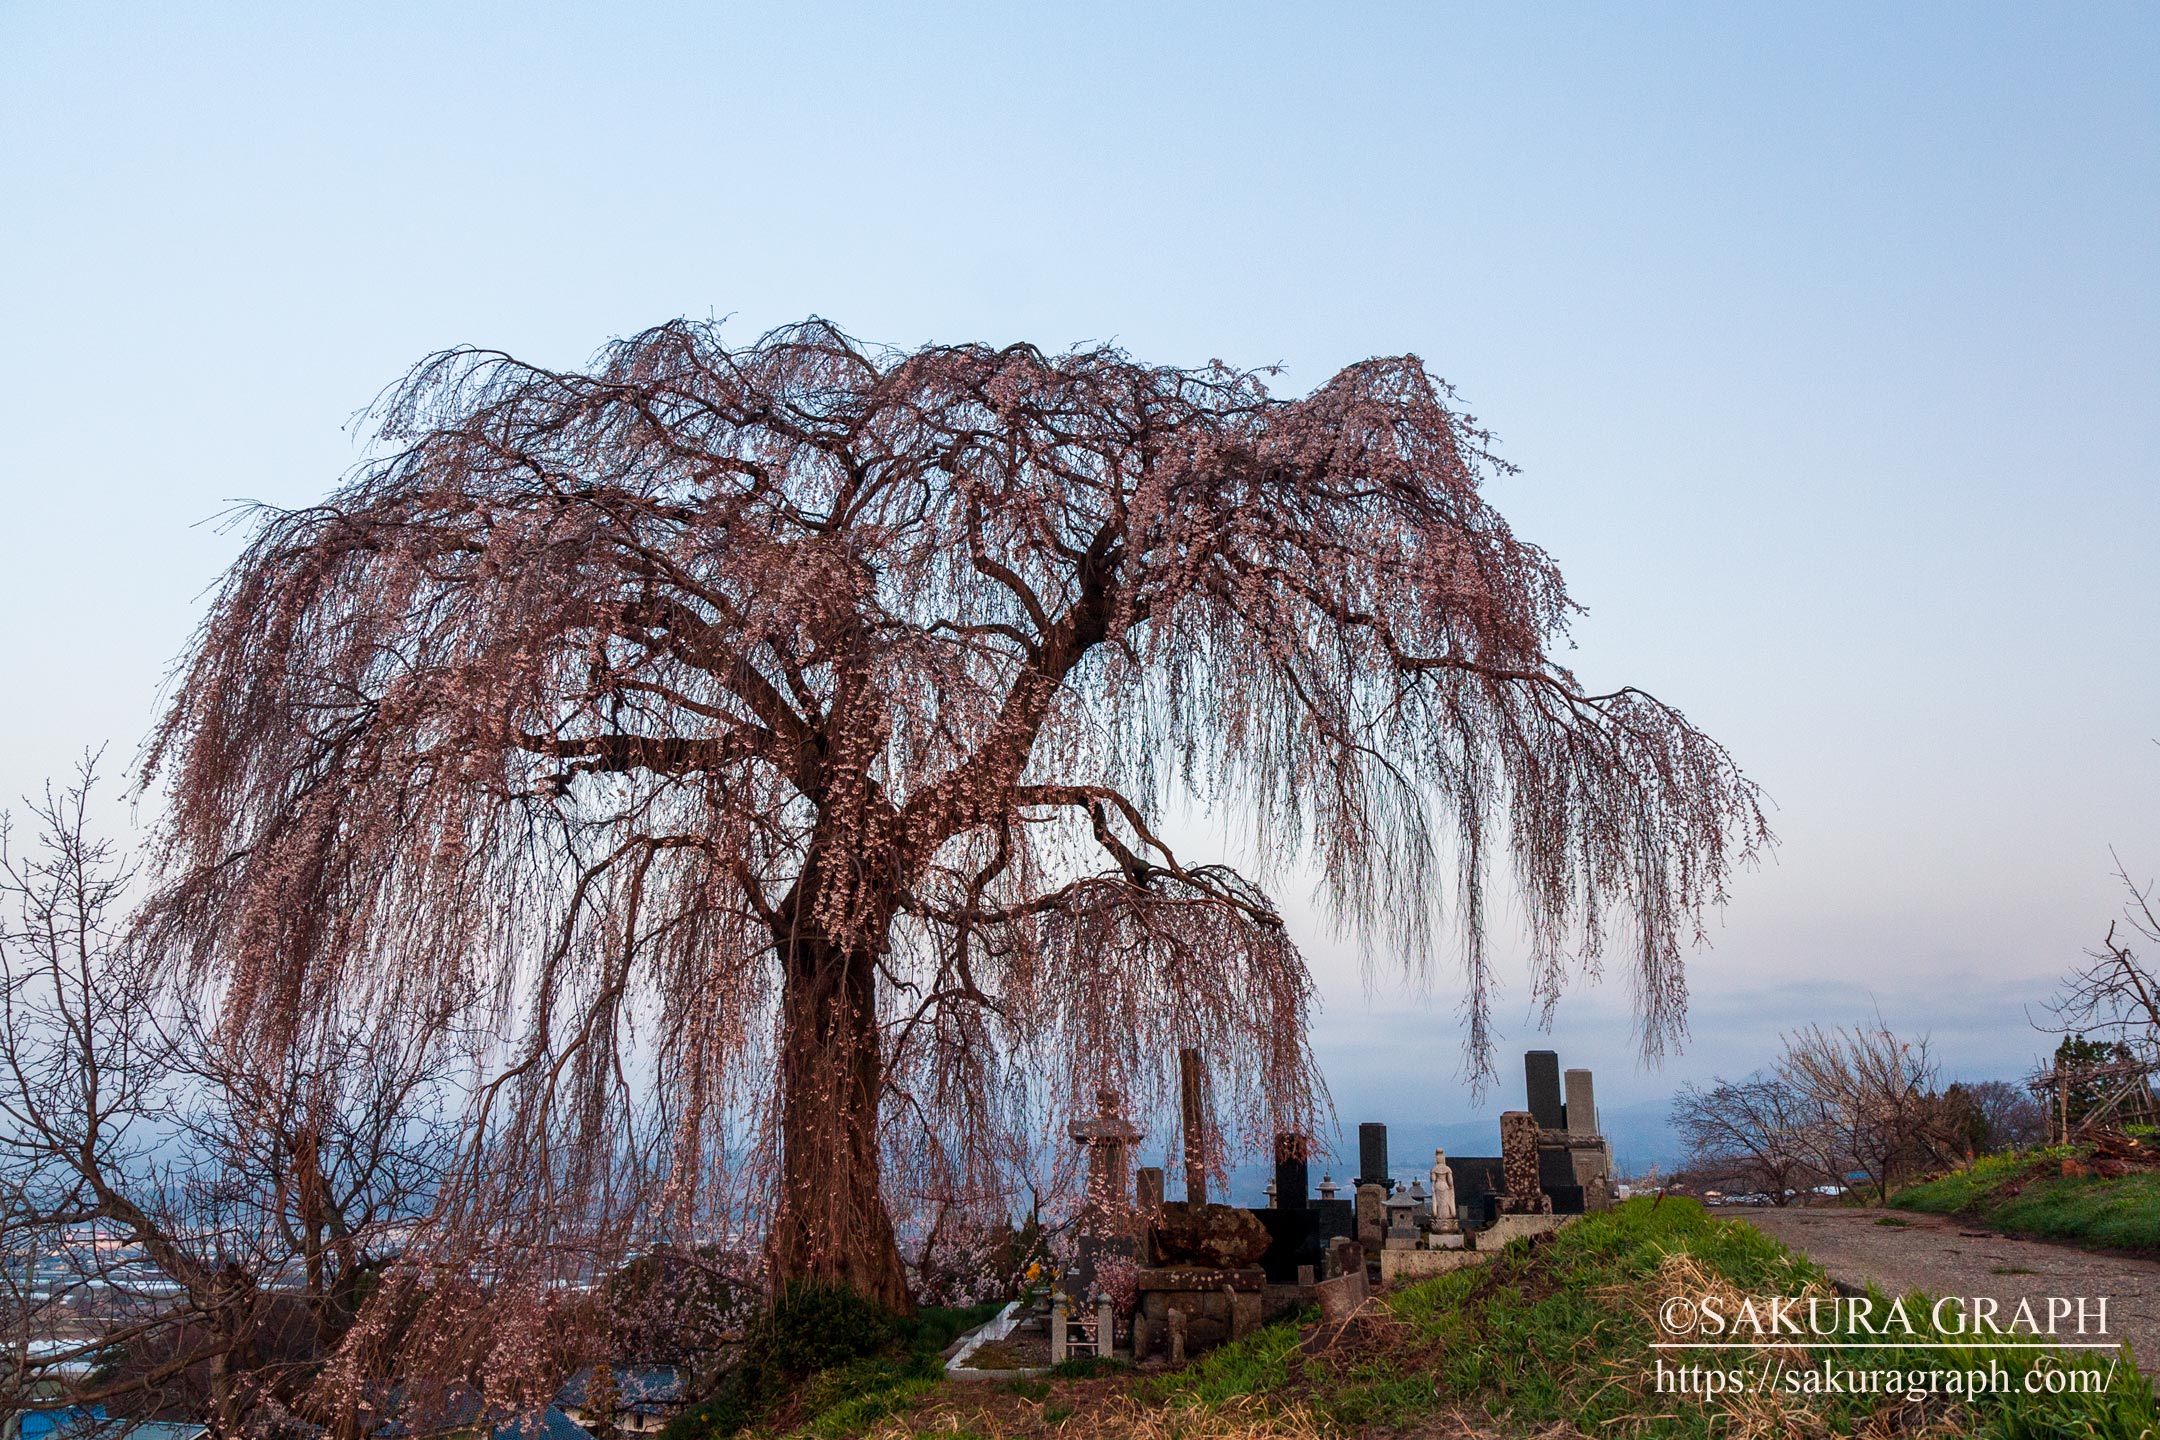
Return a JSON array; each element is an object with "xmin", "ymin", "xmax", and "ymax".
[{"xmin": 945, "ymin": 1046, "xmax": 1616, "ymax": 1375}]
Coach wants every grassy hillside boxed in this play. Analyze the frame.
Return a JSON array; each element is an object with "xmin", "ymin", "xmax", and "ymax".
[
  {"xmin": 745, "ymin": 1198, "xmax": 2152, "ymax": 1438},
  {"xmin": 1894, "ymin": 1147, "xmax": 2160, "ymax": 1254}
]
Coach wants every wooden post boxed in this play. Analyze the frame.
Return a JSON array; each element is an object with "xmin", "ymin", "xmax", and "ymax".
[{"xmin": 1179, "ymin": 1047, "xmax": 1208, "ymax": 1206}]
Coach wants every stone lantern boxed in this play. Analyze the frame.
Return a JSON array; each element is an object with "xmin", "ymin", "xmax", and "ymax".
[{"xmin": 1383, "ymin": 1183, "xmax": 1420, "ymax": 1249}]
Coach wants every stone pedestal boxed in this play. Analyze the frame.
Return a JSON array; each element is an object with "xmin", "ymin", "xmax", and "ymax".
[
  {"xmin": 1129, "ymin": 1266, "xmax": 1266, "ymax": 1362},
  {"xmin": 1480, "ymin": 1212, "xmax": 1567, "ymax": 1248},
  {"xmin": 1380, "ymin": 1247, "xmax": 1491, "ymax": 1283},
  {"xmin": 1354, "ymin": 1182, "xmax": 1386, "ymax": 1245}
]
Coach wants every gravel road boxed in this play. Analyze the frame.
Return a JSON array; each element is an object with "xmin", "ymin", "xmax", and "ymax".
[{"xmin": 1741, "ymin": 1205, "xmax": 2160, "ymax": 1372}]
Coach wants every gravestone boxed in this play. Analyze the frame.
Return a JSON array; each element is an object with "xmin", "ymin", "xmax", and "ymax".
[
  {"xmin": 1272, "ymin": 1132, "xmax": 1310, "ymax": 1209},
  {"xmin": 1498, "ymin": 1111, "xmax": 1552, "ymax": 1214},
  {"xmin": 1316, "ymin": 1265, "xmax": 1368, "ymax": 1320},
  {"xmin": 1354, "ymin": 1182, "xmax": 1386, "ymax": 1245},
  {"xmin": 1255, "ymin": 1133, "xmax": 1322, "ymax": 1282},
  {"xmin": 1070, "ymin": 1089, "xmax": 1143, "ymax": 1295},
  {"xmin": 1564, "ymin": 1068, "xmax": 1599, "ymax": 1139},
  {"xmin": 1073, "ymin": 1090, "xmax": 1141, "ymax": 1221},
  {"xmin": 1445, "ymin": 1155, "xmax": 1505, "ymax": 1227},
  {"xmin": 1525, "ymin": 1051, "xmax": 1565, "ymax": 1131},
  {"xmin": 1135, "ymin": 1166, "xmax": 1165, "ymax": 1263},
  {"xmin": 1357, "ymin": 1122, "xmax": 1389, "ymax": 1188},
  {"xmin": 1179, "ymin": 1048, "xmax": 1209, "ymax": 1204}
]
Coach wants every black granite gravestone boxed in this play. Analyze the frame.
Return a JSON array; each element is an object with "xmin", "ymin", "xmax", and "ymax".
[
  {"xmin": 1445, "ymin": 1156, "xmax": 1505, "ymax": 1228},
  {"xmin": 1357, "ymin": 1122, "xmax": 1389, "ymax": 1187},
  {"xmin": 1273, "ymin": 1133, "xmax": 1310, "ymax": 1209},
  {"xmin": 1525, "ymin": 1050, "xmax": 1565, "ymax": 1131}
]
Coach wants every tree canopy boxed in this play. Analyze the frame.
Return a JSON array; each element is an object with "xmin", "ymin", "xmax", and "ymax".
[{"xmin": 144, "ymin": 318, "xmax": 1766, "ymax": 1387}]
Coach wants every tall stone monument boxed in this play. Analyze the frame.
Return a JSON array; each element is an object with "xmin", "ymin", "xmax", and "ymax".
[
  {"xmin": 1179, "ymin": 1048, "xmax": 1209, "ymax": 1204},
  {"xmin": 1524, "ymin": 1051, "xmax": 1565, "ymax": 1132},
  {"xmin": 1273, "ymin": 1131, "xmax": 1310, "ymax": 1209},
  {"xmin": 1563, "ymin": 1067, "xmax": 1616, "ymax": 1209},
  {"xmin": 1357, "ymin": 1122, "xmax": 1389, "ymax": 1188},
  {"xmin": 1497, "ymin": 1111, "xmax": 1552, "ymax": 1214},
  {"xmin": 1072, "ymin": 1089, "xmax": 1142, "ymax": 1223},
  {"xmin": 1070, "ymin": 1089, "xmax": 1142, "ymax": 1295}
]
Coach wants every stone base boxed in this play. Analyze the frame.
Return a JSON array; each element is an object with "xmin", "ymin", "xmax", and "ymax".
[
  {"xmin": 1131, "ymin": 1265, "xmax": 1267, "ymax": 1291},
  {"xmin": 1315, "ymin": 1266, "xmax": 1369, "ymax": 1320},
  {"xmin": 1380, "ymin": 1247, "xmax": 1492, "ymax": 1283},
  {"xmin": 1132, "ymin": 1286, "xmax": 1263, "ymax": 1361},
  {"xmin": 1478, "ymin": 1213, "xmax": 1569, "ymax": 1249}
]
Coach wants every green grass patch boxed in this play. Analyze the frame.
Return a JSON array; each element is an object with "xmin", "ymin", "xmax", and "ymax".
[
  {"xmin": 1895, "ymin": 1148, "xmax": 2065, "ymax": 1217},
  {"xmin": 1895, "ymin": 1147, "xmax": 2160, "ymax": 1255},
  {"xmin": 1150, "ymin": 1198, "xmax": 2154, "ymax": 1438},
  {"xmin": 1046, "ymin": 1354, "xmax": 1129, "ymax": 1380}
]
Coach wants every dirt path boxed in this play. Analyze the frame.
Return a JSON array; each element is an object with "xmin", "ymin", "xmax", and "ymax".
[{"xmin": 1742, "ymin": 1205, "xmax": 2160, "ymax": 1372}]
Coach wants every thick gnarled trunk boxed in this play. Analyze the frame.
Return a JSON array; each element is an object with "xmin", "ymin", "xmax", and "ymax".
[{"xmin": 767, "ymin": 925, "xmax": 913, "ymax": 1314}]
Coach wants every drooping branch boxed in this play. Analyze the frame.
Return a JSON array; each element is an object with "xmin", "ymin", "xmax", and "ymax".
[{"xmin": 136, "ymin": 315, "xmax": 1768, "ymax": 1410}]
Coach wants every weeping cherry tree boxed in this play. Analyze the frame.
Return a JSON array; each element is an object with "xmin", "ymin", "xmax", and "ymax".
[{"xmin": 145, "ymin": 319, "xmax": 1767, "ymax": 1350}]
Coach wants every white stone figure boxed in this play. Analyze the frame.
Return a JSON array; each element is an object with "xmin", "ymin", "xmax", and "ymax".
[{"xmin": 1430, "ymin": 1147, "xmax": 1459, "ymax": 1231}]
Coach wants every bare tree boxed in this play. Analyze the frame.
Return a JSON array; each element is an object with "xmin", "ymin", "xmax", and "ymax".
[
  {"xmin": 1776, "ymin": 1021, "xmax": 1946, "ymax": 1203},
  {"xmin": 2049, "ymin": 854, "xmax": 2160, "ymax": 1058},
  {"xmin": 142, "ymin": 318, "xmax": 1769, "ymax": 1345},
  {"xmin": 1670, "ymin": 1076, "xmax": 1818, "ymax": 1202},
  {"xmin": 1939, "ymin": 1080, "xmax": 2047, "ymax": 1157},
  {"xmin": 0, "ymin": 762, "xmax": 455, "ymax": 1437}
]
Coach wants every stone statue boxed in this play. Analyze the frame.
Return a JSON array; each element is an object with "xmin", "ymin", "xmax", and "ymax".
[{"xmin": 1429, "ymin": 1147, "xmax": 1458, "ymax": 1231}]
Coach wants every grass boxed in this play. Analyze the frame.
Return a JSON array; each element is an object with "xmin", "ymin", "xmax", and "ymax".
[
  {"xmin": 852, "ymin": 1199, "xmax": 2154, "ymax": 1437},
  {"xmin": 663, "ymin": 1298, "xmax": 1005, "ymax": 1440},
  {"xmin": 1164, "ymin": 1198, "xmax": 2155, "ymax": 1438},
  {"xmin": 1894, "ymin": 1146, "xmax": 2160, "ymax": 1254}
]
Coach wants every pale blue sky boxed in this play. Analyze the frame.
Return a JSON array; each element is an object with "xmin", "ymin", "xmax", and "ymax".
[{"xmin": 3, "ymin": 4, "xmax": 2156, "ymax": 1152}]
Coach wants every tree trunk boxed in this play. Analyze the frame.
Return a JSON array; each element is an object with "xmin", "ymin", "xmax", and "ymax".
[{"xmin": 767, "ymin": 924, "xmax": 914, "ymax": 1314}]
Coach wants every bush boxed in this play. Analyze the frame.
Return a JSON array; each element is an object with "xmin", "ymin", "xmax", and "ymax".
[
  {"xmin": 658, "ymin": 1287, "xmax": 1005, "ymax": 1440},
  {"xmin": 744, "ymin": 1280, "xmax": 901, "ymax": 1381}
]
